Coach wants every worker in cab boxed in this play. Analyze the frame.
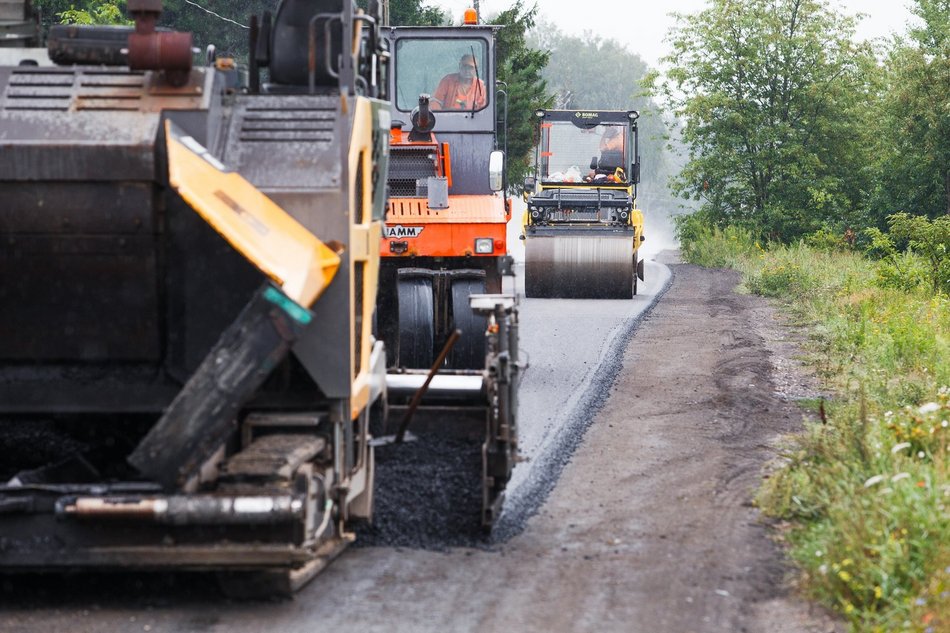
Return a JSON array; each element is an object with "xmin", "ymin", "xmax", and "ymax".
[
  {"xmin": 432, "ymin": 53, "xmax": 486, "ymax": 110},
  {"xmin": 586, "ymin": 126, "xmax": 626, "ymax": 182},
  {"xmin": 599, "ymin": 126, "xmax": 624, "ymax": 152}
]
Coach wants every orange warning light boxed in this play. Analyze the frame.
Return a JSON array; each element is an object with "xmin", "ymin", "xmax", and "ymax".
[{"xmin": 463, "ymin": 8, "xmax": 478, "ymax": 24}]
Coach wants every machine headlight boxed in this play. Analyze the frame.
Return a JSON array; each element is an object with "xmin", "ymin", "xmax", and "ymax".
[
  {"xmin": 530, "ymin": 209, "xmax": 542, "ymax": 220},
  {"xmin": 475, "ymin": 238, "xmax": 494, "ymax": 254}
]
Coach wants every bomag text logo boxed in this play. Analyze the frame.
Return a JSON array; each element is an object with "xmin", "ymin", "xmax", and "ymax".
[
  {"xmin": 574, "ymin": 112, "xmax": 600, "ymax": 119},
  {"xmin": 385, "ymin": 225, "xmax": 425, "ymax": 238}
]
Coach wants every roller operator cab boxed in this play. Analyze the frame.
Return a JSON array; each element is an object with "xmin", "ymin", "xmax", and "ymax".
[
  {"xmin": 0, "ymin": 0, "xmax": 391, "ymax": 595},
  {"xmin": 376, "ymin": 24, "xmax": 520, "ymax": 529},
  {"xmin": 379, "ymin": 25, "xmax": 510, "ymax": 370},
  {"xmin": 522, "ymin": 110, "xmax": 646, "ymax": 299}
]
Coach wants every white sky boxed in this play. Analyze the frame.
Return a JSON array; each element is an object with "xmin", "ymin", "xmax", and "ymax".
[{"xmin": 433, "ymin": 0, "xmax": 920, "ymax": 67}]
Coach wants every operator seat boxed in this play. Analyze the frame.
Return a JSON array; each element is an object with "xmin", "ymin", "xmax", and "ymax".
[
  {"xmin": 267, "ymin": 0, "xmax": 345, "ymax": 90},
  {"xmin": 593, "ymin": 150, "xmax": 625, "ymax": 176}
]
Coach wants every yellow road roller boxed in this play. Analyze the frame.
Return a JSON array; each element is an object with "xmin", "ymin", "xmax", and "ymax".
[{"xmin": 522, "ymin": 110, "xmax": 645, "ymax": 298}]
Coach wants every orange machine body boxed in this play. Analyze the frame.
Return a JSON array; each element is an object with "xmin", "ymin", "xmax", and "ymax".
[{"xmin": 382, "ymin": 130, "xmax": 510, "ymax": 259}]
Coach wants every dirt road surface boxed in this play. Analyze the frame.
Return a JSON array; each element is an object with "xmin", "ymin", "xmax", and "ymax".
[{"xmin": 1, "ymin": 257, "xmax": 842, "ymax": 633}]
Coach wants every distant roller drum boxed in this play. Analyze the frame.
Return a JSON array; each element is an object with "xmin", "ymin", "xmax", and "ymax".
[{"xmin": 525, "ymin": 233, "xmax": 634, "ymax": 299}]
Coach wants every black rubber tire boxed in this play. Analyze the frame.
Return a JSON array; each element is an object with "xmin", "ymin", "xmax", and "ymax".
[
  {"xmin": 396, "ymin": 276, "xmax": 434, "ymax": 368},
  {"xmin": 449, "ymin": 277, "xmax": 487, "ymax": 369}
]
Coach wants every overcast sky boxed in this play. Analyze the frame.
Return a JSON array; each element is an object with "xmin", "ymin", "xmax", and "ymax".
[{"xmin": 433, "ymin": 0, "xmax": 920, "ymax": 67}]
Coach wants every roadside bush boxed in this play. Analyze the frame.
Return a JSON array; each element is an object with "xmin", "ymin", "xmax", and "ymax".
[
  {"xmin": 908, "ymin": 552, "xmax": 950, "ymax": 633},
  {"xmin": 875, "ymin": 252, "xmax": 929, "ymax": 292},
  {"xmin": 761, "ymin": 399, "xmax": 949, "ymax": 630},
  {"xmin": 865, "ymin": 214, "xmax": 950, "ymax": 296},
  {"xmin": 688, "ymin": 222, "xmax": 950, "ymax": 630},
  {"xmin": 805, "ymin": 227, "xmax": 853, "ymax": 252},
  {"xmin": 746, "ymin": 261, "xmax": 814, "ymax": 298},
  {"xmin": 674, "ymin": 211, "xmax": 759, "ymax": 268}
]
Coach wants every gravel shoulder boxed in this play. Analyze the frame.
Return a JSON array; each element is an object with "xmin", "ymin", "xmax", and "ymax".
[{"xmin": 500, "ymin": 258, "xmax": 844, "ymax": 632}]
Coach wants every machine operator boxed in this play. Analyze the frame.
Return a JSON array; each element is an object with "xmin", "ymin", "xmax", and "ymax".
[{"xmin": 432, "ymin": 53, "xmax": 486, "ymax": 110}]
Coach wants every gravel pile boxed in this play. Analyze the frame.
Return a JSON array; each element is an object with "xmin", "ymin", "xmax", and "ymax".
[{"xmin": 355, "ymin": 432, "xmax": 490, "ymax": 550}]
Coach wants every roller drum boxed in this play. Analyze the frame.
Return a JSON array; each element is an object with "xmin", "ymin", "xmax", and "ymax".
[{"xmin": 525, "ymin": 233, "xmax": 634, "ymax": 299}]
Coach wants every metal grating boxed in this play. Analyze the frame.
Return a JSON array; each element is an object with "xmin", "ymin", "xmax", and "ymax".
[
  {"xmin": 389, "ymin": 199, "xmax": 437, "ymax": 217},
  {"xmin": 2, "ymin": 69, "xmax": 73, "ymax": 110},
  {"xmin": 1, "ymin": 69, "xmax": 147, "ymax": 111},
  {"xmin": 545, "ymin": 209, "xmax": 609, "ymax": 223},
  {"xmin": 388, "ymin": 146, "xmax": 436, "ymax": 197},
  {"xmin": 239, "ymin": 106, "xmax": 336, "ymax": 143},
  {"xmin": 75, "ymin": 72, "xmax": 144, "ymax": 111}
]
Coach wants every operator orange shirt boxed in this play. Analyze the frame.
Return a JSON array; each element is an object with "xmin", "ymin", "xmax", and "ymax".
[{"xmin": 433, "ymin": 74, "xmax": 487, "ymax": 110}]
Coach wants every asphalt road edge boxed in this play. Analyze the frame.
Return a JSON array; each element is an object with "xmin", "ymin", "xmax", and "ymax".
[{"xmin": 493, "ymin": 257, "xmax": 676, "ymax": 540}]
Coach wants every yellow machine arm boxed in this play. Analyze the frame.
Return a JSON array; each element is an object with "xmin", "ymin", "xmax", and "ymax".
[{"xmin": 164, "ymin": 120, "xmax": 340, "ymax": 307}]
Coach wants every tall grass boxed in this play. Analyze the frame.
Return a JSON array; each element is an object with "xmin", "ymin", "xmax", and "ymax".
[{"xmin": 677, "ymin": 215, "xmax": 949, "ymax": 632}]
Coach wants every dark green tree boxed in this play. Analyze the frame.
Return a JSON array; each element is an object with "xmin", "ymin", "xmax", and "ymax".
[
  {"xmin": 34, "ymin": 0, "xmax": 264, "ymax": 55},
  {"xmin": 157, "ymin": 1, "xmax": 264, "ymax": 58},
  {"xmin": 55, "ymin": 0, "xmax": 129, "ymax": 25},
  {"xmin": 488, "ymin": 1, "xmax": 553, "ymax": 189},
  {"xmin": 36, "ymin": 0, "xmax": 448, "ymax": 60},
  {"xmin": 646, "ymin": 0, "xmax": 876, "ymax": 241},
  {"xmin": 870, "ymin": 0, "xmax": 950, "ymax": 222},
  {"xmin": 386, "ymin": 0, "xmax": 447, "ymax": 26}
]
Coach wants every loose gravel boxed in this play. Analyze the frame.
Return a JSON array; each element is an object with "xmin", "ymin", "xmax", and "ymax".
[{"xmin": 355, "ymin": 432, "xmax": 487, "ymax": 549}]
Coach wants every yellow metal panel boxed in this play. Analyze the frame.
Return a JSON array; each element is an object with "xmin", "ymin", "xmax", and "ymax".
[
  {"xmin": 348, "ymin": 97, "xmax": 382, "ymax": 412},
  {"xmin": 164, "ymin": 120, "xmax": 340, "ymax": 307}
]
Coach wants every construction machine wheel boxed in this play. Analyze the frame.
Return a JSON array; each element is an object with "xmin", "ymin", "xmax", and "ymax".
[
  {"xmin": 449, "ymin": 277, "xmax": 487, "ymax": 369},
  {"xmin": 633, "ymin": 253, "xmax": 641, "ymax": 295},
  {"xmin": 525, "ymin": 233, "xmax": 634, "ymax": 299},
  {"xmin": 397, "ymin": 276, "xmax": 434, "ymax": 368}
]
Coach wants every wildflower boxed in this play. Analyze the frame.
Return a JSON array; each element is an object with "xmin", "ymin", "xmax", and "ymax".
[
  {"xmin": 916, "ymin": 597, "xmax": 927, "ymax": 606},
  {"xmin": 842, "ymin": 558, "xmax": 853, "ymax": 566},
  {"xmin": 839, "ymin": 571, "xmax": 852, "ymax": 582},
  {"xmin": 942, "ymin": 420, "xmax": 948, "ymax": 428},
  {"xmin": 874, "ymin": 586, "xmax": 883, "ymax": 599},
  {"xmin": 891, "ymin": 442, "xmax": 912, "ymax": 454},
  {"xmin": 864, "ymin": 475, "xmax": 885, "ymax": 488},
  {"xmin": 815, "ymin": 550, "xmax": 823, "ymax": 557},
  {"xmin": 844, "ymin": 602, "xmax": 855, "ymax": 614},
  {"xmin": 918, "ymin": 451, "xmax": 926, "ymax": 459},
  {"xmin": 918, "ymin": 402, "xmax": 940, "ymax": 414},
  {"xmin": 917, "ymin": 481, "xmax": 927, "ymax": 488}
]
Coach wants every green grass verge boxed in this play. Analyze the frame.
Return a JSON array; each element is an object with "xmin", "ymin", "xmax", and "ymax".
[{"xmin": 676, "ymin": 216, "xmax": 949, "ymax": 632}]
